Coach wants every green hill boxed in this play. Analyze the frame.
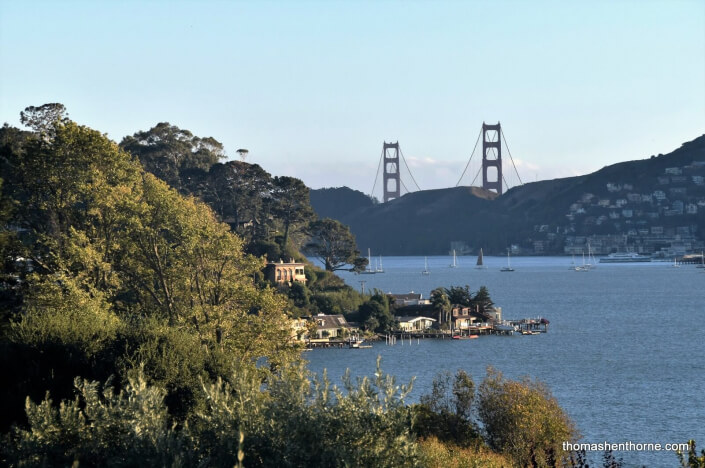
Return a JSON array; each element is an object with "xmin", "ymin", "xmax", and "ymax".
[{"xmin": 311, "ymin": 135, "xmax": 705, "ymax": 255}]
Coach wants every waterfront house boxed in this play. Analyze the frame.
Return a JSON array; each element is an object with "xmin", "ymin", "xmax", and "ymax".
[
  {"xmin": 290, "ymin": 317, "xmax": 309, "ymax": 341},
  {"xmin": 310, "ymin": 314, "xmax": 357, "ymax": 340},
  {"xmin": 397, "ymin": 316, "xmax": 436, "ymax": 332},
  {"xmin": 451, "ymin": 306, "xmax": 494, "ymax": 332}
]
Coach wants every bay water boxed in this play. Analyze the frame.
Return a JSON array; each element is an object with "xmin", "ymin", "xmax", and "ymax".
[{"xmin": 305, "ymin": 256, "xmax": 705, "ymax": 467}]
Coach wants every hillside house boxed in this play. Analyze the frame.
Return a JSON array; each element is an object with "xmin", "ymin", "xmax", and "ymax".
[{"xmin": 266, "ymin": 259, "xmax": 306, "ymax": 286}]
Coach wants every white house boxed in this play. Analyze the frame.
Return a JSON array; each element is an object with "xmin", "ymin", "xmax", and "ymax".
[{"xmin": 397, "ymin": 316, "xmax": 436, "ymax": 331}]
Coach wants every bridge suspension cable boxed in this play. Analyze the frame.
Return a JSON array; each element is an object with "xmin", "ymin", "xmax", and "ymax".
[
  {"xmin": 456, "ymin": 126, "xmax": 483, "ymax": 187},
  {"xmin": 501, "ymin": 127, "xmax": 524, "ymax": 186},
  {"xmin": 398, "ymin": 146, "xmax": 422, "ymax": 192},
  {"xmin": 370, "ymin": 146, "xmax": 385, "ymax": 199}
]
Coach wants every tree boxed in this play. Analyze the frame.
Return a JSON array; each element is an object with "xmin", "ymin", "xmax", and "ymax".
[
  {"xmin": 472, "ymin": 286, "xmax": 494, "ymax": 313},
  {"xmin": 477, "ymin": 367, "xmax": 578, "ymax": 467},
  {"xmin": 271, "ymin": 176, "xmax": 314, "ymax": 253},
  {"xmin": 445, "ymin": 285, "xmax": 472, "ymax": 307},
  {"xmin": 199, "ymin": 161, "xmax": 274, "ymax": 241},
  {"xmin": 677, "ymin": 440, "xmax": 705, "ymax": 468},
  {"xmin": 306, "ymin": 218, "xmax": 362, "ymax": 271},
  {"xmin": 430, "ymin": 288, "xmax": 451, "ymax": 325},
  {"xmin": 5, "ymin": 118, "xmax": 138, "ymax": 274},
  {"xmin": 20, "ymin": 103, "xmax": 68, "ymax": 135},
  {"xmin": 120, "ymin": 122, "xmax": 225, "ymax": 188},
  {"xmin": 358, "ymin": 291, "xmax": 396, "ymax": 334},
  {"xmin": 0, "ymin": 111, "xmax": 298, "ymax": 429},
  {"xmin": 413, "ymin": 370, "xmax": 479, "ymax": 446}
]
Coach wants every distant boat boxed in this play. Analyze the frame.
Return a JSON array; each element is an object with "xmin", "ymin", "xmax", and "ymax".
[
  {"xmin": 574, "ymin": 251, "xmax": 590, "ymax": 271},
  {"xmin": 349, "ymin": 338, "xmax": 372, "ymax": 349},
  {"xmin": 585, "ymin": 243, "xmax": 596, "ymax": 270},
  {"xmin": 476, "ymin": 248, "xmax": 486, "ymax": 269},
  {"xmin": 599, "ymin": 252, "xmax": 651, "ymax": 263},
  {"xmin": 450, "ymin": 250, "xmax": 458, "ymax": 268},
  {"xmin": 673, "ymin": 257, "xmax": 680, "ymax": 268},
  {"xmin": 422, "ymin": 256, "xmax": 430, "ymax": 275},
  {"xmin": 570, "ymin": 254, "xmax": 588, "ymax": 271},
  {"xmin": 500, "ymin": 249, "xmax": 515, "ymax": 272},
  {"xmin": 697, "ymin": 252, "xmax": 705, "ymax": 269},
  {"xmin": 376, "ymin": 255, "xmax": 385, "ymax": 273},
  {"xmin": 360, "ymin": 248, "xmax": 376, "ymax": 274}
]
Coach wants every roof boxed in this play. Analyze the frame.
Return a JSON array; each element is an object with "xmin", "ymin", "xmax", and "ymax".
[
  {"xmin": 397, "ymin": 316, "xmax": 437, "ymax": 323},
  {"xmin": 266, "ymin": 259, "xmax": 305, "ymax": 267},
  {"xmin": 313, "ymin": 314, "xmax": 353, "ymax": 330},
  {"xmin": 388, "ymin": 292, "xmax": 422, "ymax": 301}
]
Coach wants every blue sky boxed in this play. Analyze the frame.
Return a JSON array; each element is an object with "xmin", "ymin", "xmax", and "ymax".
[{"xmin": 1, "ymin": 0, "xmax": 704, "ymax": 197}]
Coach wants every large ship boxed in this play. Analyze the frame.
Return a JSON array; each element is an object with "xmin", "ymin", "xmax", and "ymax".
[{"xmin": 599, "ymin": 252, "xmax": 652, "ymax": 263}]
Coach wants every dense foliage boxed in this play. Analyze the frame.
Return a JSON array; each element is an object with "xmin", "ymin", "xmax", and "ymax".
[
  {"xmin": 0, "ymin": 114, "xmax": 293, "ymax": 431},
  {"xmin": 3, "ymin": 360, "xmax": 419, "ymax": 467}
]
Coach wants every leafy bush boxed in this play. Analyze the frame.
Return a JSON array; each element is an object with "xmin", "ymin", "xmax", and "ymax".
[
  {"xmin": 418, "ymin": 437, "xmax": 509, "ymax": 468},
  {"xmin": 3, "ymin": 358, "xmax": 419, "ymax": 468},
  {"xmin": 477, "ymin": 367, "xmax": 579, "ymax": 467},
  {"xmin": 3, "ymin": 370, "xmax": 195, "ymax": 467},
  {"xmin": 413, "ymin": 370, "xmax": 480, "ymax": 447}
]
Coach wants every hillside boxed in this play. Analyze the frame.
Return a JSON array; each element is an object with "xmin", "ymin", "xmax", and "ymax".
[
  {"xmin": 309, "ymin": 186, "xmax": 375, "ymax": 219},
  {"xmin": 311, "ymin": 135, "xmax": 705, "ymax": 256}
]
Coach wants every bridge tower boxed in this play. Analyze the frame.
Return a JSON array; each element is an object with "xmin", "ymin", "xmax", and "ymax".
[
  {"xmin": 383, "ymin": 142, "xmax": 401, "ymax": 202},
  {"xmin": 482, "ymin": 122, "xmax": 503, "ymax": 195}
]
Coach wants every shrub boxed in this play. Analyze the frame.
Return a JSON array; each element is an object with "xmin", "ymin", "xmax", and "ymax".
[{"xmin": 477, "ymin": 367, "xmax": 579, "ymax": 467}]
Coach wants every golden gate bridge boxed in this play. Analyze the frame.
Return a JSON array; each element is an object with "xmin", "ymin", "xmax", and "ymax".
[{"xmin": 370, "ymin": 122, "xmax": 524, "ymax": 203}]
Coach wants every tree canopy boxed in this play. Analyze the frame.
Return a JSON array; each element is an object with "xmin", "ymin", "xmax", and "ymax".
[
  {"xmin": 120, "ymin": 122, "xmax": 226, "ymax": 188},
  {"xmin": 0, "ymin": 109, "xmax": 295, "ymax": 432},
  {"xmin": 307, "ymin": 218, "xmax": 365, "ymax": 272}
]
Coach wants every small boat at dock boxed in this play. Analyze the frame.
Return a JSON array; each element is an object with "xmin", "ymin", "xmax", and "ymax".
[{"xmin": 349, "ymin": 339, "xmax": 372, "ymax": 349}]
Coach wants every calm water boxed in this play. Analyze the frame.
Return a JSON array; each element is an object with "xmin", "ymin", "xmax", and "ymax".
[{"xmin": 306, "ymin": 256, "xmax": 705, "ymax": 467}]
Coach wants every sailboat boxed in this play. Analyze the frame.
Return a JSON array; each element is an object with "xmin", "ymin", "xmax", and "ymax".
[
  {"xmin": 574, "ymin": 251, "xmax": 589, "ymax": 271},
  {"xmin": 697, "ymin": 252, "xmax": 705, "ymax": 269},
  {"xmin": 449, "ymin": 250, "xmax": 458, "ymax": 268},
  {"xmin": 673, "ymin": 257, "xmax": 680, "ymax": 268},
  {"xmin": 360, "ymin": 248, "xmax": 376, "ymax": 274},
  {"xmin": 585, "ymin": 243, "xmax": 595, "ymax": 269},
  {"xmin": 476, "ymin": 248, "xmax": 486, "ymax": 269},
  {"xmin": 500, "ymin": 249, "xmax": 514, "ymax": 272},
  {"xmin": 422, "ymin": 256, "xmax": 430, "ymax": 275},
  {"xmin": 376, "ymin": 255, "xmax": 385, "ymax": 273}
]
